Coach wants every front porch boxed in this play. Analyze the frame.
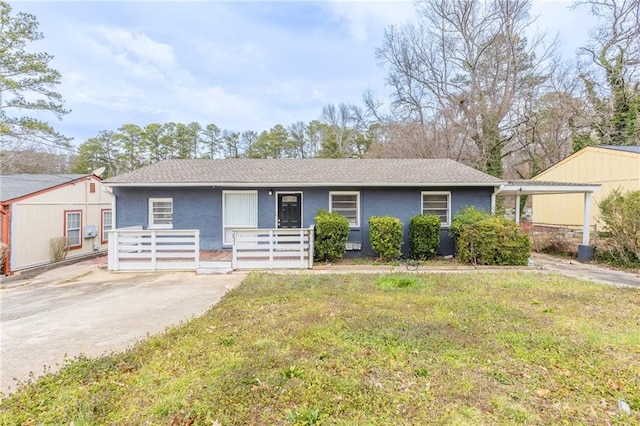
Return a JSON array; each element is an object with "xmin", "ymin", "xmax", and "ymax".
[{"xmin": 107, "ymin": 228, "xmax": 314, "ymax": 272}]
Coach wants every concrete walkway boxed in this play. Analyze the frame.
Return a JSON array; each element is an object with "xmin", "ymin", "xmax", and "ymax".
[
  {"xmin": 307, "ymin": 255, "xmax": 640, "ymax": 288},
  {"xmin": 531, "ymin": 252, "xmax": 640, "ymax": 288},
  {"xmin": 0, "ymin": 258, "xmax": 246, "ymax": 395}
]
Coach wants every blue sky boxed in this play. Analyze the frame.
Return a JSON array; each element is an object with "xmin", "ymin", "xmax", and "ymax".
[{"xmin": 13, "ymin": 0, "xmax": 595, "ymax": 147}]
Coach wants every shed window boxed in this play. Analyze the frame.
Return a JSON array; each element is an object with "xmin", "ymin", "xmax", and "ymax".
[
  {"xmin": 101, "ymin": 209, "xmax": 113, "ymax": 243},
  {"xmin": 330, "ymin": 191, "xmax": 360, "ymax": 227},
  {"xmin": 65, "ymin": 210, "xmax": 82, "ymax": 249},
  {"xmin": 223, "ymin": 191, "xmax": 258, "ymax": 245},
  {"xmin": 422, "ymin": 192, "xmax": 451, "ymax": 226},
  {"xmin": 149, "ymin": 198, "xmax": 173, "ymax": 229}
]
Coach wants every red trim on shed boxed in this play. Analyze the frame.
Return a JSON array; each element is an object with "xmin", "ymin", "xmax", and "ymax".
[{"xmin": 1, "ymin": 204, "xmax": 10, "ymax": 274}]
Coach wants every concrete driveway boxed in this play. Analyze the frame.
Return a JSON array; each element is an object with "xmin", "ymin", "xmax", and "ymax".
[
  {"xmin": 531, "ymin": 253, "xmax": 640, "ymax": 288},
  {"xmin": 0, "ymin": 260, "xmax": 246, "ymax": 395}
]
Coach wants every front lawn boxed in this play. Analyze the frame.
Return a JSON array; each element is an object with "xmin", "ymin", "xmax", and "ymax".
[{"xmin": 2, "ymin": 272, "xmax": 639, "ymax": 425}]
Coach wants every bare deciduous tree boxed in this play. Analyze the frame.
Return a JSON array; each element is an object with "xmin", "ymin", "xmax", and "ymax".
[
  {"xmin": 572, "ymin": 0, "xmax": 640, "ymax": 146},
  {"xmin": 376, "ymin": 0, "xmax": 556, "ymax": 176}
]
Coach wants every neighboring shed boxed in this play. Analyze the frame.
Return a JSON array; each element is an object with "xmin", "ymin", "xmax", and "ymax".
[
  {"xmin": 531, "ymin": 145, "xmax": 640, "ymax": 228},
  {"xmin": 0, "ymin": 174, "xmax": 114, "ymax": 275}
]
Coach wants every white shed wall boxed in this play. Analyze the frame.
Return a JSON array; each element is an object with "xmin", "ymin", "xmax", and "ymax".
[{"xmin": 9, "ymin": 178, "xmax": 113, "ymax": 272}]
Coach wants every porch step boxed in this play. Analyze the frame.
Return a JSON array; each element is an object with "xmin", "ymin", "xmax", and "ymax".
[
  {"xmin": 197, "ymin": 267, "xmax": 233, "ymax": 275},
  {"xmin": 197, "ymin": 261, "xmax": 233, "ymax": 275}
]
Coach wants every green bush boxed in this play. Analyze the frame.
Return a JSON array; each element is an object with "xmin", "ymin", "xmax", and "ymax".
[
  {"xmin": 452, "ymin": 209, "xmax": 530, "ymax": 266},
  {"xmin": 314, "ymin": 209, "xmax": 350, "ymax": 262},
  {"xmin": 409, "ymin": 214, "xmax": 441, "ymax": 260},
  {"xmin": 449, "ymin": 206, "xmax": 486, "ymax": 241},
  {"xmin": 369, "ymin": 216, "xmax": 403, "ymax": 261},
  {"xmin": 598, "ymin": 189, "xmax": 640, "ymax": 266}
]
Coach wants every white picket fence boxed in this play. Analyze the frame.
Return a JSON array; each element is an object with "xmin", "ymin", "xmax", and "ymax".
[
  {"xmin": 232, "ymin": 227, "xmax": 314, "ymax": 269},
  {"xmin": 108, "ymin": 228, "xmax": 200, "ymax": 271}
]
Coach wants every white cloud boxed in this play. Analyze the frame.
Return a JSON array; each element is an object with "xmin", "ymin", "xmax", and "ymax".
[
  {"xmin": 95, "ymin": 26, "xmax": 175, "ymax": 67},
  {"xmin": 324, "ymin": 0, "xmax": 416, "ymax": 43},
  {"xmin": 85, "ymin": 26, "xmax": 178, "ymax": 82}
]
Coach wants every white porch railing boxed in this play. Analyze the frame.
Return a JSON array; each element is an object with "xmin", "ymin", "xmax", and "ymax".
[
  {"xmin": 232, "ymin": 226, "xmax": 314, "ymax": 269},
  {"xmin": 108, "ymin": 229, "xmax": 200, "ymax": 271}
]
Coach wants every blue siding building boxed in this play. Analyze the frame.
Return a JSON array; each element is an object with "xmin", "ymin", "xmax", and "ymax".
[{"xmin": 106, "ymin": 158, "xmax": 502, "ymax": 257}]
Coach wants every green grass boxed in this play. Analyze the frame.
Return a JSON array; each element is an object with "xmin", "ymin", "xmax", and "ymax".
[{"xmin": 2, "ymin": 272, "xmax": 639, "ymax": 425}]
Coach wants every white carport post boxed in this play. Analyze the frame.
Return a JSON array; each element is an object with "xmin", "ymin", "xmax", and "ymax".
[
  {"xmin": 491, "ymin": 191, "xmax": 497, "ymax": 214},
  {"xmin": 576, "ymin": 191, "xmax": 595, "ymax": 262},
  {"xmin": 582, "ymin": 192, "xmax": 592, "ymax": 246},
  {"xmin": 515, "ymin": 194, "xmax": 521, "ymax": 225}
]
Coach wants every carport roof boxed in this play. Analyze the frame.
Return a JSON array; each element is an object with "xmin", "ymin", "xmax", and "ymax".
[{"xmin": 497, "ymin": 179, "xmax": 601, "ymax": 195}]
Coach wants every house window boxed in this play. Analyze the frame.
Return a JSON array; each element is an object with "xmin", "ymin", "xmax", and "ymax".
[
  {"xmin": 330, "ymin": 191, "xmax": 360, "ymax": 227},
  {"xmin": 223, "ymin": 191, "xmax": 258, "ymax": 245},
  {"xmin": 65, "ymin": 210, "xmax": 82, "ymax": 249},
  {"xmin": 101, "ymin": 209, "xmax": 113, "ymax": 243},
  {"xmin": 422, "ymin": 191, "xmax": 451, "ymax": 226},
  {"xmin": 149, "ymin": 198, "xmax": 173, "ymax": 229}
]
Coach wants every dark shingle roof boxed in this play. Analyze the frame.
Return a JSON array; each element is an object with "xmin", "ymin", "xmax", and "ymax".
[
  {"xmin": 1, "ymin": 174, "xmax": 88, "ymax": 202},
  {"xmin": 598, "ymin": 145, "xmax": 640, "ymax": 154},
  {"xmin": 105, "ymin": 159, "xmax": 502, "ymax": 187}
]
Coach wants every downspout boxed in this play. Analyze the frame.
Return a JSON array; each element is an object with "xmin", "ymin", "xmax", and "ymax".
[
  {"xmin": 491, "ymin": 186, "xmax": 502, "ymax": 214},
  {"xmin": 104, "ymin": 185, "xmax": 115, "ymax": 228},
  {"xmin": 1, "ymin": 203, "xmax": 10, "ymax": 275}
]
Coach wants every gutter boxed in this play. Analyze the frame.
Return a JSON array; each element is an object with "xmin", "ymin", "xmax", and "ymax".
[
  {"xmin": 104, "ymin": 181, "xmax": 504, "ymax": 188},
  {"xmin": 494, "ymin": 183, "xmax": 602, "ymax": 195}
]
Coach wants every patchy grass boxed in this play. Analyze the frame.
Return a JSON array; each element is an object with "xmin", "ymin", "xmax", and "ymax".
[
  {"xmin": 376, "ymin": 274, "xmax": 420, "ymax": 289},
  {"xmin": 1, "ymin": 272, "xmax": 639, "ymax": 425},
  {"xmin": 325, "ymin": 256, "xmax": 459, "ymax": 267}
]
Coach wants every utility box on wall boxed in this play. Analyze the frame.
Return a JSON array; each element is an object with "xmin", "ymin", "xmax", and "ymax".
[
  {"xmin": 83, "ymin": 225, "xmax": 98, "ymax": 239},
  {"xmin": 345, "ymin": 241, "xmax": 362, "ymax": 251}
]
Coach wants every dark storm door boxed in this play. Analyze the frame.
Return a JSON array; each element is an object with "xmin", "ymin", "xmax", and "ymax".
[{"xmin": 277, "ymin": 193, "xmax": 302, "ymax": 228}]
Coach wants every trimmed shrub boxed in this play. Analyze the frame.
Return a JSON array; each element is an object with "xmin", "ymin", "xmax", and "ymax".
[
  {"xmin": 369, "ymin": 216, "xmax": 403, "ymax": 261},
  {"xmin": 314, "ymin": 209, "xmax": 350, "ymax": 262},
  {"xmin": 452, "ymin": 209, "xmax": 530, "ymax": 266},
  {"xmin": 598, "ymin": 189, "xmax": 640, "ymax": 266},
  {"xmin": 409, "ymin": 214, "xmax": 441, "ymax": 260},
  {"xmin": 449, "ymin": 206, "xmax": 485, "ymax": 241}
]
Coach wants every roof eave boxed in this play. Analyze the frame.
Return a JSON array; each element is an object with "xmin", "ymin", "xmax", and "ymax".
[
  {"xmin": 1, "ymin": 174, "xmax": 100, "ymax": 204},
  {"xmin": 105, "ymin": 181, "xmax": 502, "ymax": 188}
]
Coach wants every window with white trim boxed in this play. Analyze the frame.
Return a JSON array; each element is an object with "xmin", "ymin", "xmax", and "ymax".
[
  {"xmin": 422, "ymin": 191, "xmax": 451, "ymax": 226},
  {"xmin": 149, "ymin": 198, "xmax": 173, "ymax": 229},
  {"xmin": 330, "ymin": 191, "xmax": 360, "ymax": 227},
  {"xmin": 223, "ymin": 191, "xmax": 258, "ymax": 245},
  {"xmin": 65, "ymin": 211, "xmax": 82, "ymax": 249},
  {"xmin": 101, "ymin": 209, "xmax": 113, "ymax": 243}
]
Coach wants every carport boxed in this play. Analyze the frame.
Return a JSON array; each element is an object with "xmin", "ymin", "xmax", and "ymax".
[{"xmin": 493, "ymin": 180, "xmax": 601, "ymax": 261}]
